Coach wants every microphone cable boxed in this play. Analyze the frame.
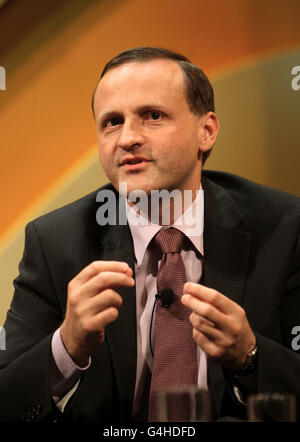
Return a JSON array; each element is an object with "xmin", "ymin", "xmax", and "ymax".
[{"xmin": 149, "ymin": 288, "xmax": 174, "ymax": 358}]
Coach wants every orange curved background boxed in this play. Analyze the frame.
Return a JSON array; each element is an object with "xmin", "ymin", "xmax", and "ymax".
[
  {"xmin": 1, "ymin": 0, "xmax": 300, "ymax": 323},
  {"xmin": 1, "ymin": 0, "xmax": 300, "ymax": 238}
]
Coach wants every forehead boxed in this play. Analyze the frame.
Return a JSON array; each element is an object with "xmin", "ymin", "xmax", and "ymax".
[{"xmin": 94, "ymin": 59, "xmax": 187, "ymax": 116}]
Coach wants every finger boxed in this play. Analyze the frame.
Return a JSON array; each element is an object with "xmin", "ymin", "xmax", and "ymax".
[
  {"xmin": 72, "ymin": 261, "xmax": 133, "ymax": 287},
  {"xmin": 83, "ymin": 289, "xmax": 123, "ymax": 316},
  {"xmin": 88, "ymin": 306, "xmax": 121, "ymax": 332},
  {"xmin": 182, "ymin": 294, "xmax": 225, "ymax": 329},
  {"xmin": 189, "ymin": 311, "xmax": 215, "ymax": 328},
  {"xmin": 183, "ymin": 282, "xmax": 234, "ymax": 314},
  {"xmin": 82, "ymin": 271, "xmax": 135, "ymax": 298},
  {"xmin": 189, "ymin": 312, "xmax": 222, "ymax": 341},
  {"xmin": 192, "ymin": 328, "xmax": 219, "ymax": 357}
]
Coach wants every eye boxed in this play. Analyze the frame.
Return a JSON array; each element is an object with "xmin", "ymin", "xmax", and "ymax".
[
  {"xmin": 103, "ymin": 116, "xmax": 123, "ymax": 128},
  {"xmin": 145, "ymin": 111, "xmax": 162, "ymax": 121},
  {"xmin": 150, "ymin": 111, "xmax": 161, "ymax": 120}
]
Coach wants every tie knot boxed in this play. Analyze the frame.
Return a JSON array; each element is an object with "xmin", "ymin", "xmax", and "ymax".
[{"xmin": 155, "ymin": 228, "xmax": 185, "ymax": 254}]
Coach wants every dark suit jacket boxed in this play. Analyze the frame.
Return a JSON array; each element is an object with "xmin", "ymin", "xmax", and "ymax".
[{"xmin": 1, "ymin": 170, "xmax": 300, "ymax": 422}]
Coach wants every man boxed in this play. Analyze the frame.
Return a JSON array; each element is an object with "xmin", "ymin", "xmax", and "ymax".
[{"xmin": 0, "ymin": 47, "xmax": 300, "ymax": 422}]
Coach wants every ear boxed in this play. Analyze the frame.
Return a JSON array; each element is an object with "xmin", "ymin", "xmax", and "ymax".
[{"xmin": 198, "ymin": 112, "xmax": 220, "ymax": 153}]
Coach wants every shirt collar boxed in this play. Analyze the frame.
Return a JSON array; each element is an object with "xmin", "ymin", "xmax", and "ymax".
[{"xmin": 126, "ymin": 188, "xmax": 204, "ymax": 266}]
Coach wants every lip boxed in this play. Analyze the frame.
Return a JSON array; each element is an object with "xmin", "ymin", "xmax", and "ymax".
[{"xmin": 120, "ymin": 156, "xmax": 151, "ymax": 171}]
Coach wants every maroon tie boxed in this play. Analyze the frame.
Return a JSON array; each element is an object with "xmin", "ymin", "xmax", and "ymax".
[{"xmin": 148, "ymin": 228, "xmax": 197, "ymax": 421}]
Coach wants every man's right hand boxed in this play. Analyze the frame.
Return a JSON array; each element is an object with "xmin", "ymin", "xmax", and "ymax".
[{"xmin": 60, "ymin": 261, "xmax": 135, "ymax": 367}]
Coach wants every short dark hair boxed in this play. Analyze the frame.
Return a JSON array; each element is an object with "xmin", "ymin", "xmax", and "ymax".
[{"xmin": 92, "ymin": 46, "xmax": 215, "ymax": 165}]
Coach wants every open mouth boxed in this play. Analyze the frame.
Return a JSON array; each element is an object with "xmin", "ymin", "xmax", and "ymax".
[
  {"xmin": 120, "ymin": 157, "xmax": 151, "ymax": 170},
  {"xmin": 125, "ymin": 159, "xmax": 144, "ymax": 165}
]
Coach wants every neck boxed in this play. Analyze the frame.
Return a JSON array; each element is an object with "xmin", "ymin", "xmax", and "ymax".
[{"xmin": 127, "ymin": 187, "xmax": 200, "ymax": 226}]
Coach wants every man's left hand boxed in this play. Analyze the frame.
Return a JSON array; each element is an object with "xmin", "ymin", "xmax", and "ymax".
[{"xmin": 182, "ymin": 282, "xmax": 256, "ymax": 371}]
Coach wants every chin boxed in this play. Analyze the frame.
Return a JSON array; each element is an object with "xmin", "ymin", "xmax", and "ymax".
[
  {"xmin": 126, "ymin": 185, "xmax": 152, "ymax": 198},
  {"xmin": 116, "ymin": 179, "xmax": 152, "ymax": 196}
]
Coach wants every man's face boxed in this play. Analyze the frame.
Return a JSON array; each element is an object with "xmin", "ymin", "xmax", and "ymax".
[{"xmin": 94, "ymin": 59, "xmax": 207, "ymax": 196}]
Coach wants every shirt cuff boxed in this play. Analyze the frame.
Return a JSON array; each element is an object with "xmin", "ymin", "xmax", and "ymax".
[
  {"xmin": 52, "ymin": 328, "xmax": 91, "ymax": 375},
  {"xmin": 50, "ymin": 328, "xmax": 91, "ymax": 401}
]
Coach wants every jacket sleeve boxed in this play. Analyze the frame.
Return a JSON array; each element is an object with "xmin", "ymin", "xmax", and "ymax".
[
  {"xmin": 0, "ymin": 221, "xmax": 65, "ymax": 422},
  {"xmin": 223, "ymin": 224, "xmax": 300, "ymax": 421},
  {"xmin": 235, "ymin": 227, "xmax": 300, "ymax": 420},
  {"xmin": 255, "ymin": 230, "xmax": 300, "ymax": 417}
]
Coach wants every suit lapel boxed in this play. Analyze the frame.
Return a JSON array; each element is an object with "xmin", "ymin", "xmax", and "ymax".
[
  {"xmin": 89, "ymin": 189, "xmax": 137, "ymax": 420},
  {"xmin": 201, "ymin": 175, "xmax": 252, "ymax": 416}
]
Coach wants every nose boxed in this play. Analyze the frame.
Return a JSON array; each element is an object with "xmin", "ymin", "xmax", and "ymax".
[{"xmin": 117, "ymin": 119, "xmax": 145, "ymax": 150}]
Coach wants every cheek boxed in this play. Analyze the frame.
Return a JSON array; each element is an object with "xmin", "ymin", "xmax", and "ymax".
[
  {"xmin": 98, "ymin": 144, "xmax": 115, "ymax": 179},
  {"xmin": 152, "ymin": 131, "xmax": 182, "ymax": 162},
  {"xmin": 98, "ymin": 147, "xmax": 106, "ymax": 169},
  {"xmin": 157, "ymin": 133, "xmax": 197, "ymax": 169}
]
